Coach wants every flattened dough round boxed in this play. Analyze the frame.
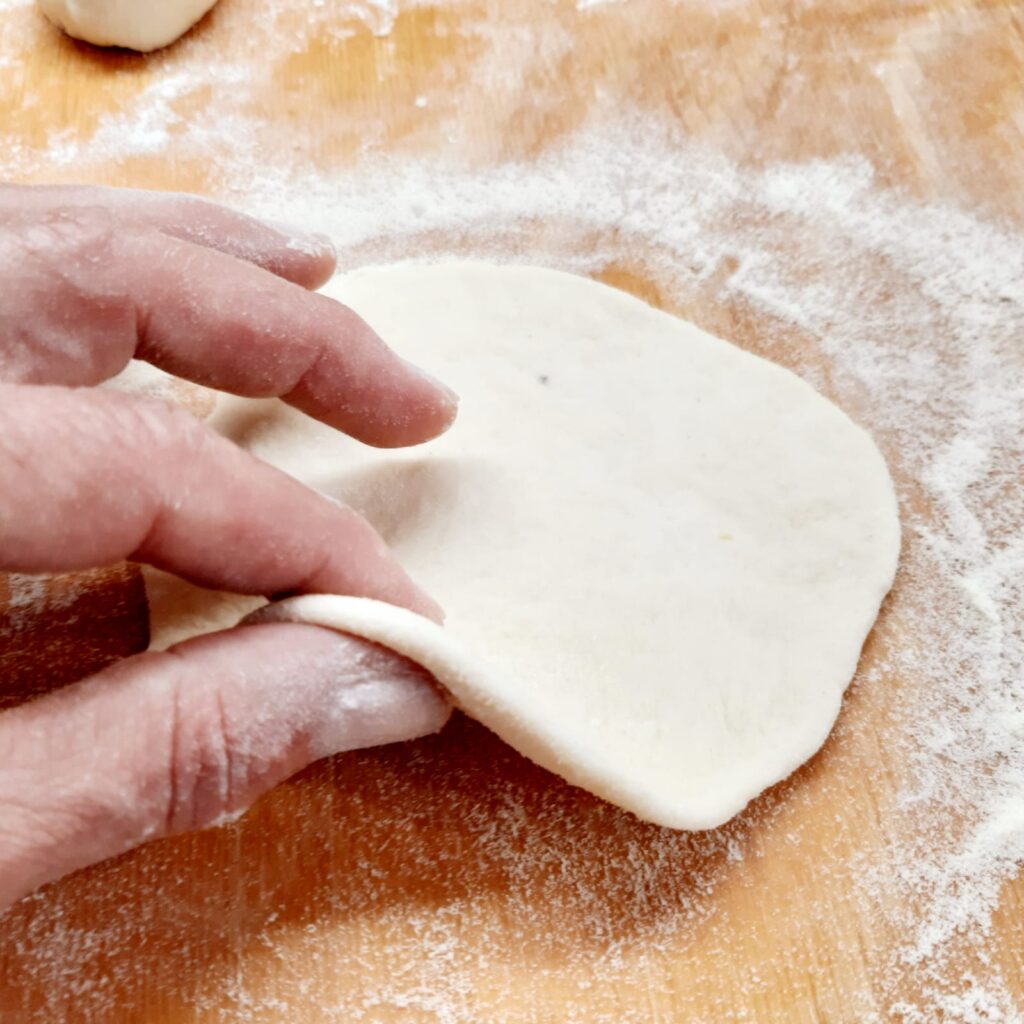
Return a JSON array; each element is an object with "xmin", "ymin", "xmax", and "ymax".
[{"xmin": 213, "ymin": 264, "xmax": 899, "ymax": 830}]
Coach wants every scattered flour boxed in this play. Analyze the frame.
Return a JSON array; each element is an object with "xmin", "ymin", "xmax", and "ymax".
[
  {"xmin": 1, "ymin": 574, "xmax": 88, "ymax": 635},
  {"xmin": 0, "ymin": 0, "xmax": 1021, "ymax": 1021}
]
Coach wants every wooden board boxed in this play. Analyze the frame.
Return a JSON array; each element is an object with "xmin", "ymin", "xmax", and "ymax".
[{"xmin": 1, "ymin": 1, "xmax": 1022, "ymax": 1020}]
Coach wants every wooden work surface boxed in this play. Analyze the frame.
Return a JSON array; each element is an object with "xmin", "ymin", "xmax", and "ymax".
[{"xmin": 1, "ymin": 1, "xmax": 1022, "ymax": 1020}]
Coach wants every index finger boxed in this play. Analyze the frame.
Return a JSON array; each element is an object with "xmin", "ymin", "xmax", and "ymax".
[{"xmin": 127, "ymin": 232, "xmax": 459, "ymax": 448}]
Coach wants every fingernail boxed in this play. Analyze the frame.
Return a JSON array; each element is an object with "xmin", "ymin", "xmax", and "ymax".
[
  {"xmin": 402, "ymin": 358, "xmax": 459, "ymax": 407},
  {"xmin": 431, "ymin": 374, "xmax": 460, "ymax": 408},
  {"xmin": 307, "ymin": 667, "xmax": 451, "ymax": 758},
  {"xmin": 264, "ymin": 218, "xmax": 336, "ymax": 258},
  {"xmin": 308, "ymin": 231, "xmax": 337, "ymax": 259}
]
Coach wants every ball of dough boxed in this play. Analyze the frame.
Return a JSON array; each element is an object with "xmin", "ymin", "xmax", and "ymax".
[{"xmin": 38, "ymin": 0, "xmax": 220, "ymax": 52}]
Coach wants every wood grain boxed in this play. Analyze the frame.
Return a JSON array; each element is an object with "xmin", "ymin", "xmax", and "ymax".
[{"xmin": 0, "ymin": 1, "xmax": 1021, "ymax": 1020}]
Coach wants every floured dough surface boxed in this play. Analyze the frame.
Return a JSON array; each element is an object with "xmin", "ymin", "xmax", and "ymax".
[{"xmin": 161, "ymin": 264, "xmax": 900, "ymax": 830}]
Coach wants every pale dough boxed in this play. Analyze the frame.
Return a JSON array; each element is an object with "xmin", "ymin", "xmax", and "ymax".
[
  {"xmin": 158, "ymin": 264, "xmax": 901, "ymax": 831},
  {"xmin": 38, "ymin": 0, "xmax": 219, "ymax": 52}
]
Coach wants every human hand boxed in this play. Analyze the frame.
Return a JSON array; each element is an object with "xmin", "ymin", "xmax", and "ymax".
[{"xmin": 0, "ymin": 185, "xmax": 456, "ymax": 909}]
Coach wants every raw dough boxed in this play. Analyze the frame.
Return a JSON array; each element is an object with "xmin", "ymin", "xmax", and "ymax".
[
  {"xmin": 38, "ymin": 0, "xmax": 219, "ymax": 52},
  {"xmin": 160, "ymin": 264, "xmax": 901, "ymax": 830}
]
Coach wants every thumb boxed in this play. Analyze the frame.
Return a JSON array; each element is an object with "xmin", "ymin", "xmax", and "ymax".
[{"xmin": 0, "ymin": 622, "xmax": 449, "ymax": 909}]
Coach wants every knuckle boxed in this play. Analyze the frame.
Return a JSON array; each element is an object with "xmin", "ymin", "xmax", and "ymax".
[
  {"xmin": 161, "ymin": 662, "xmax": 242, "ymax": 833},
  {"xmin": 16, "ymin": 205, "xmax": 119, "ymax": 263},
  {"xmin": 102, "ymin": 388, "xmax": 212, "ymax": 456},
  {"xmin": 0, "ymin": 206, "xmax": 137, "ymax": 385}
]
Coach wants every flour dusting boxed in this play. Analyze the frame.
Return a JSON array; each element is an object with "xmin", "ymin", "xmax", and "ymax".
[{"xmin": 0, "ymin": 0, "xmax": 1021, "ymax": 1021}]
